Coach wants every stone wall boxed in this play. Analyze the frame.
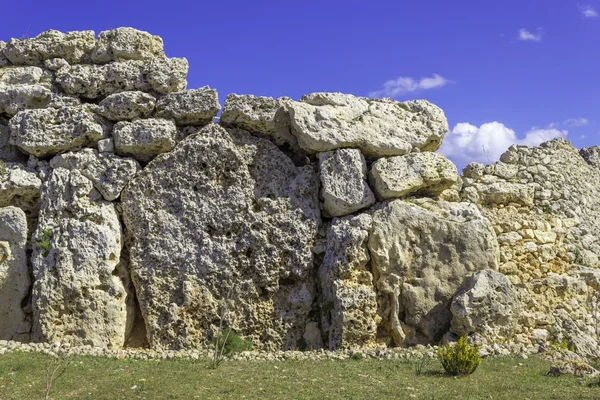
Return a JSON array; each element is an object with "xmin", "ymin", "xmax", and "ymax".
[{"xmin": 0, "ymin": 28, "xmax": 599, "ymax": 355}]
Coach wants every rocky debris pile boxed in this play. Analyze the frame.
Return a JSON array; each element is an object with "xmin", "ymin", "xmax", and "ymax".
[{"xmin": 1, "ymin": 28, "xmax": 600, "ymax": 359}]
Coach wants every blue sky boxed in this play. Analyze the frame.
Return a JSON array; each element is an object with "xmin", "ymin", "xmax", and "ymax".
[{"xmin": 1, "ymin": 0, "xmax": 598, "ymax": 169}]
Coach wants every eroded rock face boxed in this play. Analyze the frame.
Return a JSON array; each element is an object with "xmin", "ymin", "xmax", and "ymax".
[
  {"xmin": 49, "ymin": 149, "xmax": 140, "ymax": 201},
  {"xmin": 450, "ymin": 269, "xmax": 523, "ymax": 341},
  {"xmin": 370, "ymin": 152, "xmax": 458, "ymax": 199},
  {"xmin": 0, "ymin": 84, "xmax": 52, "ymax": 116},
  {"xmin": 318, "ymin": 149, "xmax": 375, "ymax": 217},
  {"xmin": 0, "ymin": 207, "xmax": 30, "ymax": 341},
  {"xmin": 580, "ymin": 146, "xmax": 600, "ymax": 171},
  {"xmin": 319, "ymin": 214, "xmax": 378, "ymax": 349},
  {"xmin": 121, "ymin": 124, "xmax": 320, "ymax": 350},
  {"xmin": 0, "ymin": 161, "xmax": 42, "ymax": 210},
  {"xmin": 285, "ymin": 93, "xmax": 448, "ymax": 157},
  {"xmin": 98, "ymin": 91, "xmax": 156, "ymax": 121},
  {"xmin": 155, "ymin": 87, "xmax": 220, "ymax": 126},
  {"xmin": 91, "ymin": 28, "xmax": 165, "ymax": 63},
  {"xmin": 113, "ymin": 118, "xmax": 177, "ymax": 162},
  {"xmin": 368, "ymin": 199, "xmax": 499, "ymax": 344},
  {"xmin": 9, "ymin": 106, "xmax": 109, "ymax": 157},
  {"xmin": 32, "ymin": 168, "xmax": 128, "ymax": 348}
]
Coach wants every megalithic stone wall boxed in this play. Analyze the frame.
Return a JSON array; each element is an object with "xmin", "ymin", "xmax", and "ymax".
[{"xmin": 0, "ymin": 28, "xmax": 599, "ymax": 356}]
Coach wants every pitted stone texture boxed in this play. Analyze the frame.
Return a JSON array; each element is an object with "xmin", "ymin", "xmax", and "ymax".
[
  {"xmin": 0, "ymin": 66, "xmax": 44, "ymax": 85},
  {"xmin": 580, "ymin": 146, "xmax": 600, "ymax": 171},
  {"xmin": 319, "ymin": 214, "xmax": 378, "ymax": 350},
  {"xmin": 284, "ymin": 93, "xmax": 448, "ymax": 157},
  {"xmin": 3, "ymin": 30, "xmax": 96, "ymax": 66},
  {"xmin": 121, "ymin": 124, "xmax": 320, "ymax": 350},
  {"xmin": 55, "ymin": 58, "xmax": 188, "ymax": 99},
  {"xmin": 32, "ymin": 168, "xmax": 127, "ymax": 348},
  {"xmin": 450, "ymin": 269, "xmax": 523, "ymax": 341},
  {"xmin": 113, "ymin": 119, "xmax": 177, "ymax": 162},
  {"xmin": 0, "ymin": 84, "xmax": 52, "ymax": 116},
  {"xmin": 370, "ymin": 152, "xmax": 458, "ymax": 199},
  {"xmin": 318, "ymin": 149, "xmax": 375, "ymax": 217},
  {"xmin": 9, "ymin": 106, "xmax": 108, "ymax": 157},
  {"xmin": 0, "ymin": 121, "xmax": 24, "ymax": 162},
  {"xmin": 98, "ymin": 138, "xmax": 115, "ymax": 153},
  {"xmin": 155, "ymin": 87, "xmax": 220, "ymax": 126},
  {"xmin": 47, "ymin": 94, "xmax": 81, "ymax": 109},
  {"xmin": 98, "ymin": 91, "xmax": 156, "ymax": 121},
  {"xmin": 368, "ymin": 199, "xmax": 499, "ymax": 344},
  {"xmin": 0, "ymin": 162, "xmax": 42, "ymax": 210},
  {"xmin": 91, "ymin": 28, "xmax": 165, "ymax": 63},
  {"xmin": 49, "ymin": 149, "xmax": 140, "ymax": 201},
  {"xmin": 464, "ymin": 181, "xmax": 535, "ymax": 207},
  {"xmin": 0, "ymin": 207, "xmax": 30, "ymax": 341},
  {"xmin": 0, "ymin": 42, "xmax": 9, "ymax": 67},
  {"xmin": 220, "ymin": 94, "xmax": 300, "ymax": 151}
]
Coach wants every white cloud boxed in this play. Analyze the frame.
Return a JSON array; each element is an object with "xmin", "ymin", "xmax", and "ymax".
[
  {"xmin": 564, "ymin": 117, "xmax": 589, "ymax": 127},
  {"xmin": 518, "ymin": 28, "xmax": 543, "ymax": 42},
  {"xmin": 369, "ymin": 74, "xmax": 449, "ymax": 98},
  {"xmin": 439, "ymin": 122, "xmax": 568, "ymax": 166},
  {"xmin": 579, "ymin": 4, "xmax": 598, "ymax": 18}
]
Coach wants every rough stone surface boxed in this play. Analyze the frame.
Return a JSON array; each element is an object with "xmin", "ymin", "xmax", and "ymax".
[
  {"xmin": 368, "ymin": 199, "xmax": 499, "ymax": 344},
  {"xmin": 318, "ymin": 149, "xmax": 375, "ymax": 217},
  {"xmin": 0, "ymin": 121, "xmax": 24, "ymax": 162},
  {"xmin": 9, "ymin": 106, "xmax": 108, "ymax": 157},
  {"xmin": 0, "ymin": 207, "xmax": 30, "ymax": 341},
  {"xmin": 319, "ymin": 214, "xmax": 378, "ymax": 349},
  {"xmin": 113, "ymin": 118, "xmax": 177, "ymax": 162},
  {"xmin": 155, "ymin": 87, "xmax": 220, "ymax": 126},
  {"xmin": 121, "ymin": 124, "xmax": 320, "ymax": 350},
  {"xmin": 3, "ymin": 30, "xmax": 96, "ymax": 66},
  {"xmin": 0, "ymin": 162, "xmax": 42, "ymax": 210},
  {"xmin": 98, "ymin": 91, "xmax": 156, "ymax": 121},
  {"xmin": 0, "ymin": 66, "xmax": 44, "ymax": 85},
  {"xmin": 91, "ymin": 28, "xmax": 165, "ymax": 63},
  {"xmin": 55, "ymin": 58, "xmax": 188, "ymax": 99},
  {"xmin": 450, "ymin": 269, "xmax": 523, "ymax": 341},
  {"xmin": 580, "ymin": 146, "xmax": 600, "ymax": 171},
  {"xmin": 370, "ymin": 152, "xmax": 458, "ymax": 199},
  {"xmin": 32, "ymin": 168, "xmax": 128, "ymax": 348},
  {"xmin": 284, "ymin": 93, "xmax": 448, "ymax": 157},
  {"xmin": 49, "ymin": 149, "xmax": 140, "ymax": 201},
  {"xmin": 0, "ymin": 84, "xmax": 52, "ymax": 116}
]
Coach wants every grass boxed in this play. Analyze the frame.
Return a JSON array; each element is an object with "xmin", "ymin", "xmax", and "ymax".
[{"xmin": 0, "ymin": 351, "xmax": 599, "ymax": 399}]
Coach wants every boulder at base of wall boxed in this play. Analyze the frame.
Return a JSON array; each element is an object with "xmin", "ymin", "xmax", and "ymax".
[
  {"xmin": 450, "ymin": 269, "xmax": 523, "ymax": 342},
  {"xmin": 284, "ymin": 93, "xmax": 448, "ymax": 157},
  {"xmin": 121, "ymin": 124, "xmax": 321, "ymax": 350},
  {"xmin": 31, "ymin": 168, "xmax": 128, "ymax": 348},
  {"xmin": 368, "ymin": 198, "xmax": 499, "ymax": 345},
  {"xmin": 0, "ymin": 206, "xmax": 30, "ymax": 341}
]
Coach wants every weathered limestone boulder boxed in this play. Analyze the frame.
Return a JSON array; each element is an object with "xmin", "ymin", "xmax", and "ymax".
[
  {"xmin": 450, "ymin": 269, "xmax": 523, "ymax": 341},
  {"xmin": 0, "ymin": 207, "xmax": 30, "ymax": 341},
  {"xmin": 284, "ymin": 93, "xmax": 448, "ymax": 157},
  {"xmin": 0, "ymin": 121, "xmax": 25, "ymax": 162},
  {"xmin": 220, "ymin": 94, "xmax": 300, "ymax": 152},
  {"xmin": 32, "ymin": 168, "xmax": 128, "ymax": 348},
  {"xmin": 49, "ymin": 149, "xmax": 140, "ymax": 201},
  {"xmin": 0, "ymin": 162, "xmax": 42, "ymax": 210},
  {"xmin": 0, "ymin": 66, "xmax": 44, "ymax": 85},
  {"xmin": 0, "ymin": 41, "xmax": 9, "ymax": 67},
  {"xmin": 97, "ymin": 138, "xmax": 115, "ymax": 153},
  {"xmin": 121, "ymin": 124, "xmax": 320, "ymax": 350},
  {"xmin": 580, "ymin": 146, "xmax": 600, "ymax": 171},
  {"xmin": 464, "ymin": 182, "xmax": 535, "ymax": 207},
  {"xmin": 370, "ymin": 152, "xmax": 458, "ymax": 199},
  {"xmin": 55, "ymin": 58, "xmax": 188, "ymax": 99},
  {"xmin": 98, "ymin": 91, "xmax": 156, "ymax": 121},
  {"xmin": 3, "ymin": 30, "xmax": 96, "ymax": 66},
  {"xmin": 9, "ymin": 106, "xmax": 108, "ymax": 157},
  {"xmin": 113, "ymin": 118, "xmax": 177, "ymax": 162},
  {"xmin": 0, "ymin": 84, "xmax": 52, "ymax": 116},
  {"xmin": 318, "ymin": 149, "xmax": 375, "ymax": 217},
  {"xmin": 319, "ymin": 214, "xmax": 378, "ymax": 349},
  {"xmin": 368, "ymin": 199, "xmax": 499, "ymax": 344},
  {"xmin": 91, "ymin": 28, "xmax": 165, "ymax": 63},
  {"xmin": 155, "ymin": 87, "xmax": 220, "ymax": 125}
]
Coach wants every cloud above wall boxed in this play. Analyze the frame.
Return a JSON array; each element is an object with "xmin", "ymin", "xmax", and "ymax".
[
  {"xmin": 439, "ymin": 122, "xmax": 568, "ymax": 167},
  {"xmin": 518, "ymin": 28, "xmax": 543, "ymax": 42},
  {"xmin": 369, "ymin": 74, "xmax": 450, "ymax": 98},
  {"xmin": 564, "ymin": 117, "xmax": 589, "ymax": 127},
  {"xmin": 579, "ymin": 4, "xmax": 598, "ymax": 18}
]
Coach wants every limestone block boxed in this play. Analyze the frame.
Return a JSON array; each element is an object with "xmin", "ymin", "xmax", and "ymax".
[
  {"xmin": 318, "ymin": 149, "xmax": 375, "ymax": 217},
  {"xmin": 155, "ymin": 87, "xmax": 220, "ymax": 126},
  {"xmin": 91, "ymin": 27, "xmax": 165, "ymax": 63},
  {"xmin": 0, "ymin": 162, "xmax": 42, "ymax": 210},
  {"xmin": 98, "ymin": 91, "xmax": 156, "ymax": 121},
  {"xmin": 0, "ymin": 84, "xmax": 51, "ymax": 116},
  {"xmin": 113, "ymin": 118, "xmax": 177, "ymax": 162}
]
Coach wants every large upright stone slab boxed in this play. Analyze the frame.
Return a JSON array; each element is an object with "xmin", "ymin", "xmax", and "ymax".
[
  {"xmin": 318, "ymin": 148, "xmax": 375, "ymax": 217},
  {"xmin": 0, "ymin": 207, "xmax": 30, "ymax": 341},
  {"xmin": 368, "ymin": 199, "xmax": 499, "ymax": 344},
  {"xmin": 31, "ymin": 168, "xmax": 128, "ymax": 348},
  {"xmin": 121, "ymin": 125, "xmax": 321, "ymax": 350},
  {"xmin": 284, "ymin": 93, "xmax": 448, "ymax": 157}
]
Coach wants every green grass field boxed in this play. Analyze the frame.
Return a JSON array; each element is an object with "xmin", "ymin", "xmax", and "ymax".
[{"xmin": 1, "ymin": 351, "xmax": 599, "ymax": 399}]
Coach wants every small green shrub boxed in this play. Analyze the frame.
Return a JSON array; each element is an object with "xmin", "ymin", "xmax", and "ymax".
[
  {"xmin": 218, "ymin": 329, "xmax": 252, "ymax": 356},
  {"xmin": 437, "ymin": 335, "xmax": 481, "ymax": 376},
  {"xmin": 350, "ymin": 352, "xmax": 364, "ymax": 361},
  {"xmin": 296, "ymin": 337, "xmax": 308, "ymax": 352},
  {"xmin": 38, "ymin": 229, "xmax": 53, "ymax": 254},
  {"xmin": 414, "ymin": 356, "xmax": 430, "ymax": 376}
]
